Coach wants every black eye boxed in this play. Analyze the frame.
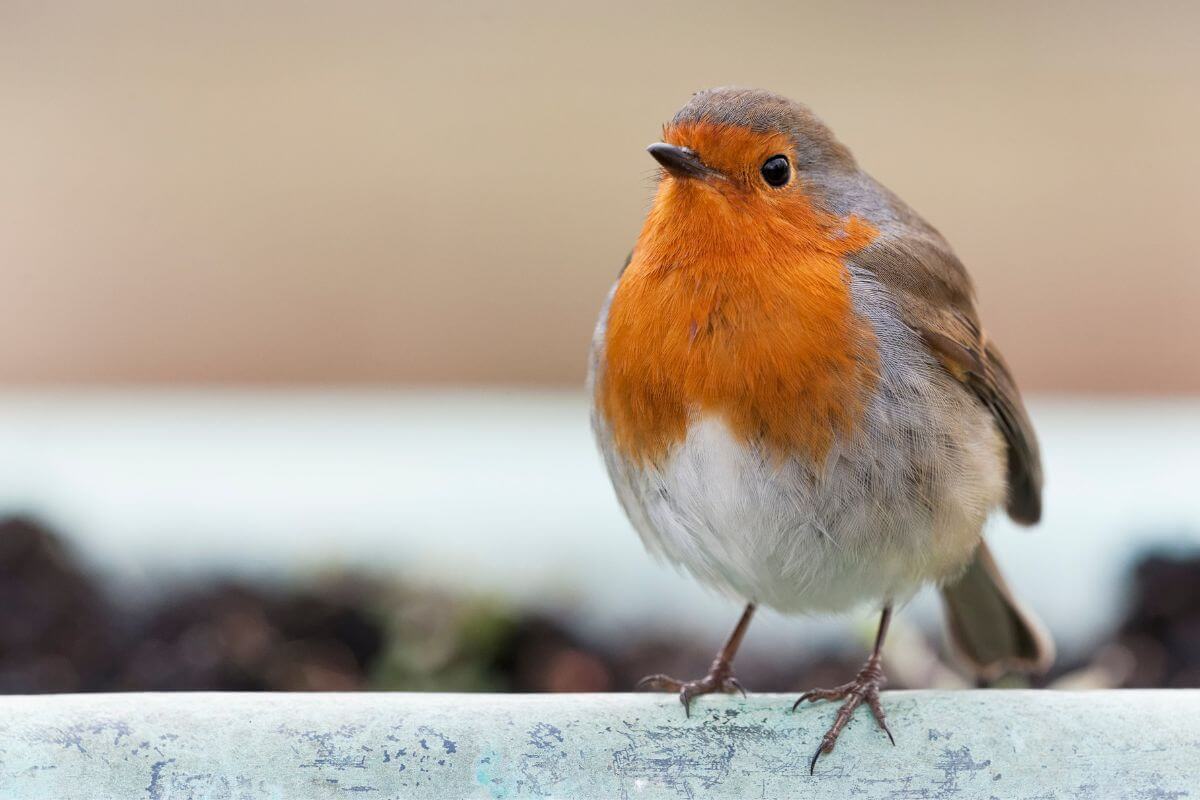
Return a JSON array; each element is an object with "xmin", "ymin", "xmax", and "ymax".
[{"xmin": 760, "ymin": 155, "xmax": 790, "ymax": 187}]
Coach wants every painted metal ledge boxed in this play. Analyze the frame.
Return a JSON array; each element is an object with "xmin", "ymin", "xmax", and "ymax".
[{"xmin": 0, "ymin": 691, "xmax": 1196, "ymax": 799}]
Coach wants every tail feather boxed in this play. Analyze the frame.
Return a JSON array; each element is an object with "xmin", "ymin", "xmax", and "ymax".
[{"xmin": 940, "ymin": 541, "xmax": 1054, "ymax": 681}]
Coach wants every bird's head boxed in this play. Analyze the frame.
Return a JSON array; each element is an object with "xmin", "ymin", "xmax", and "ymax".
[{"xmin": 642, "ymin": 88, "xmax": 861, "ymax": 250}]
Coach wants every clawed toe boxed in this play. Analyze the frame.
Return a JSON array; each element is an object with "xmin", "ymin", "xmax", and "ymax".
[
  {"xmin": 791, "ymin": 686, "xmax": 845, "ymax": 710},
  {"xmin": 636, "ymin": 674, "xmax": 683, "ymax": 692},
  {"xmin": 792, "ymin": 655, "xmax": 893, "ymax": 774},
  {"xmin": 636, "ymin": 662, "xmax": 748, "ymax": 717}
]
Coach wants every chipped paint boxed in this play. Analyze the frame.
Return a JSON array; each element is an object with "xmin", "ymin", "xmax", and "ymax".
[{"xmin": 0, "ymin": 692, "xmax": 1195, "ymax": 799}]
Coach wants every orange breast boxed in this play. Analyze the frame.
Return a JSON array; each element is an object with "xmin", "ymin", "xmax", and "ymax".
[{"xmin": 600, "ymin": 172, "xmax": 880, "ymax": 466}]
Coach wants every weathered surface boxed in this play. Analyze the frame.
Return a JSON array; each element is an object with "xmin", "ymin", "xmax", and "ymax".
[{"xmin": 0, "ymin": 691, "xmax": 1196, "ymax": 799}]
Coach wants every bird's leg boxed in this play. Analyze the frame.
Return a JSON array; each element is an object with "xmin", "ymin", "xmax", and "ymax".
[
  {"xmin": 637, "ymin": 603, "xmax": 755, "ymax": 717},
  {"xmin": 792, "ymin": 605, "xmax": 896, "ymax": 774}
]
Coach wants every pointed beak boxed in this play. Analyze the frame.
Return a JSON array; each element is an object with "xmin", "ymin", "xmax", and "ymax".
[{"xmin": 646, "ymin": 142, "xmax": 716, "ymax": 180}]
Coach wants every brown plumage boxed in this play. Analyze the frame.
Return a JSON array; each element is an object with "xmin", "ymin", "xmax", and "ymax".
[{"xmin": 855, "ymin": 231, "xmax": 1043, "ymax": 525}]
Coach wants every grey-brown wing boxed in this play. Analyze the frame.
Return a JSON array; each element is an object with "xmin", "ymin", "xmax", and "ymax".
[{"xmin": 853, "ymin": 233, "xmax": 1043, "ymax": 525}]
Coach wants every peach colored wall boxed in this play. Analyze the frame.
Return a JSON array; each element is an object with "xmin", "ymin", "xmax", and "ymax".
[{"xmin": 1, "ymin": 1, "xmax": 1197, "ymax": 390}]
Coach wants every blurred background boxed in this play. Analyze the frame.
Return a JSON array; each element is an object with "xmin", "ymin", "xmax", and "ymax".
[{"xmin": 0, "ymin": 0, "xmax": 1197, "ymax": 694}]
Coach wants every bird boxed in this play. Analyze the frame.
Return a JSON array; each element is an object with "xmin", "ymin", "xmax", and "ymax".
[{"xmin": 588, "ymin": 87, "xmax": 1053, "ymax": 772}]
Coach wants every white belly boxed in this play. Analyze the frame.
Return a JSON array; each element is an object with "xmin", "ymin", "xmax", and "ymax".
[{"xmin": 603, "ymin": 398, "xmax": 1001, "ymax": 614}]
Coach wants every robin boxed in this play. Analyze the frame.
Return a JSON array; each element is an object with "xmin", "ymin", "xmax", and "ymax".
[{"xmin": 588, "ymin": 87, "xmax": 1053, "ymax": 772}]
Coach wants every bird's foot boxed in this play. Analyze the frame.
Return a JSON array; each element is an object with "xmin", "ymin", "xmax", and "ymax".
[
  {"xmin": 636, "ymin": 658, "xmax": 746, "ymax": 718},
  {"xmin": 791, "ymin": 655, "xmax": 894, "ymax": 774}
]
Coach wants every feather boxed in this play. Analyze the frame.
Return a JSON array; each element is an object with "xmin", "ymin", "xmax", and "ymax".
[
  {"xmin": 851, "ymin": 223, "xmax": 1043, "ymax": 525},
  {"xmin": 941, "ymin": 541, "xmax": 1054, "ymax": 678}
]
